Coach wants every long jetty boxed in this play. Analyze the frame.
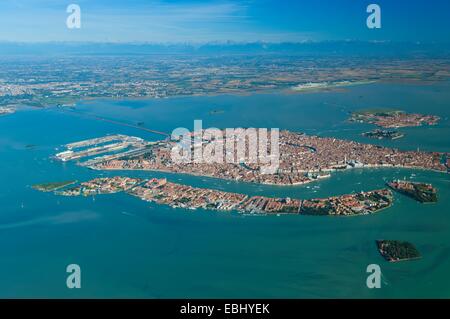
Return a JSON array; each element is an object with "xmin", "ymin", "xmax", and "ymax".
[{"xmin": 58, "ymin": 108, "xmax": 170, "ymax": 137}]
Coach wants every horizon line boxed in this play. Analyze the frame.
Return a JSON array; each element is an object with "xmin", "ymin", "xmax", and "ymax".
[{"xmin": 1, "ymin": 40, "xmax": 450, "ymax": 46}]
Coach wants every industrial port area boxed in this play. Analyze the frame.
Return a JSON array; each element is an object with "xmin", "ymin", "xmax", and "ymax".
[{"xmin": 55, "ymin": 134, "xmax": 158, "ymax": 167}]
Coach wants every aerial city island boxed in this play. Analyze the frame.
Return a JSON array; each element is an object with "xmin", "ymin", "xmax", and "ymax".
[
  {"xmin": 34, "ymin": 176, "xmax": 394, "ymax": 217},
  {"xmin": 39, "ymin": 130, "xmax": 446, "ymax": 215},
  {"xmin": 2, "ymin": 0, "xmax": 450, "ymax": 299},
  {"xmin": 53, "ymin": 130, "xmax": 449, "ymax": 187},
  {"xmin": 35, "ymin": 124, "xmax": 445, "ymax": 263},
  {"xmin": 3, "ymin": 46, "xmax": 444, "ymax": 271},
  {"xmin": 39, "ymin": 129, "xmax": 446, "ymax": 218}
]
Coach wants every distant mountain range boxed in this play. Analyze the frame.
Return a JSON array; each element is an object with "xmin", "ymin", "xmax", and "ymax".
[{"xmin": 1, "ymin": 41, "xmax": 450, "ymax": 57}]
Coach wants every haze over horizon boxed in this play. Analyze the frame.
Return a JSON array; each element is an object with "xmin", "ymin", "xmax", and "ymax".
[{"xmin": 1, "ymin": 0, "xmax": 449, "ymax": 44}]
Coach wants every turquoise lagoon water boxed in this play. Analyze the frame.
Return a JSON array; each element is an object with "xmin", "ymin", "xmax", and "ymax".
[{"xmin": 0, "ymin": 82, "xmax": 449, "ymax": 298}]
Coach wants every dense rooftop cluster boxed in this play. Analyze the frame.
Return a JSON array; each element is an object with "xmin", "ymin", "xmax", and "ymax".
[
  {"xmin": 46, "ymin": 177, "xmax": 395, "ymax": 216},
  {"xmin": 92, "ymin": 131, "xmax": 449, "ymax": 185}
]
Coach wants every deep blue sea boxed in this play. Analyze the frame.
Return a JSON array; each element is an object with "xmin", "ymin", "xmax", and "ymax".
[{"xmin": 0, "ymin": 82, "xmax": 449, "ymax": 298}]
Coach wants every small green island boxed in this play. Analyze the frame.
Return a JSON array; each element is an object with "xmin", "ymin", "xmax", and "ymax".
[
  {"xmin": 362, "ymin": 129, "xmax": 404, "ymax": 140},
  {"xmin": 376, "ymin": 240, "xmax": 421, "ymax": 262},
  {"xmin": 387, "ymin": 180, "xmax": 438, "ymax": 203},
  {"xmin": 209, "ymin": 109, "xmax": 225, "ymax": 115},
  {"xmin": 32, "ymin": 181, "xmax": 77, "ymax": 192}
]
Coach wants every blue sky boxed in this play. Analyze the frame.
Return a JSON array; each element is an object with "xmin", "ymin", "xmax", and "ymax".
[{"xmin": 0, "ymin": 0, "xmax": 449, "ymax": 43}]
